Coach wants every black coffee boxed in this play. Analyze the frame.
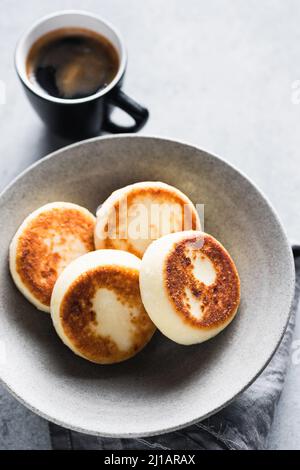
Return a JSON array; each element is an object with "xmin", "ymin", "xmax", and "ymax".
[{"xmin": 26, "ymin": 27, "xmax": 120, "ymax": 99}]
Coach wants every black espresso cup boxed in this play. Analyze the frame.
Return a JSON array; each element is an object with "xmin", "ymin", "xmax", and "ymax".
[{"xmin": 15, "ymin": 10, "xmax": 149, "ymax": 138}]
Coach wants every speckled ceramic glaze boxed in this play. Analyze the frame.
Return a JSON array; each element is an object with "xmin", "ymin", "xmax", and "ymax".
[{"xmin": 0, "ymin": 136, "xmax": 295, "ymax": 437}]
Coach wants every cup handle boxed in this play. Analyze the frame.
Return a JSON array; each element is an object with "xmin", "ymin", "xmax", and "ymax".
[{"xmin": 103, "ymin": 88, "xmax": 149, "ymax": 133}]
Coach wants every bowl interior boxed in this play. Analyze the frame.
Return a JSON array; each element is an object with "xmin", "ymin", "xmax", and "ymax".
[{"xmin": 0, "ymin": 136, "xmax": 294, "ymax": 437}]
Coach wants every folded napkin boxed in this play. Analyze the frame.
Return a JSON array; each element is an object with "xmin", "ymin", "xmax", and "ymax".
[{"xmin": 49, "ymin": 247, "xmax": 300, "ymax": 450}]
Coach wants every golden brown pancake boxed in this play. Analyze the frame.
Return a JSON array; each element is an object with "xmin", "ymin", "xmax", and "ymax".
[
  {"xmin": 139, "ymin": 231, "xmax": 240, "ymax": 344},
  {"xmin": 94, "ymin": 181, "xmax": 201, "ymax": 258},
  {"xmin": 51, "ymin": 250, "xmax": 156, "ymax": 364},
  {"xmin": 9, "ymin": 202, "xmax": 96, "ymax": 312}
]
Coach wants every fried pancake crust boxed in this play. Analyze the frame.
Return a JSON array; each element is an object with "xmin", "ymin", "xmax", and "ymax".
[
  {"xmin": 95, "ymin": 182, "xmax": 201, "ymax": 258},
  {"xmin": 60, "ymin": 265, "xmax": 155, "ymax": 364},
  {"xmin": 165, "ymin": 233, "xmax": 240, "ymax": 329},
  {"xmin": 11, "ymin": 203, "xmax": 95, "ymax": 310}
]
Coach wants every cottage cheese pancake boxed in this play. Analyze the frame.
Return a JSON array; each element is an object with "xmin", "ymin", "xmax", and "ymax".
[
  {"xmin": 140, "ymin": 231, "xmax": 240, "ymax": 345},
  {"xmin": 51, "ymin": 250, "xmax": 156, "ymax": 364},
  {"xmin": 9, "ymin": 202, "xmax": 96, "ymax": 312},
  {"xmin": 94, "ymin": 181, "xmax": 201, "ymax": 258}
]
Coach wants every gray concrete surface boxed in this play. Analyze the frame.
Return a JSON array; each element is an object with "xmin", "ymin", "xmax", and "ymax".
[{"xmin": 0, "ymin": 0, "xmax": 299, "ymax": 449}]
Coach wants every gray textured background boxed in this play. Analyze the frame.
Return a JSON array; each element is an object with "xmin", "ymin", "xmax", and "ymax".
[{"xmin": 0, "ymin": 0, "xmax": 299, "ymax": 449}]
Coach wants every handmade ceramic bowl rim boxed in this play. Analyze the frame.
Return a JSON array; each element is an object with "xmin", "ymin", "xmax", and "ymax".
[{"xmin": 0, "ymin": 135, "xmax": 295, "ymax": 437}]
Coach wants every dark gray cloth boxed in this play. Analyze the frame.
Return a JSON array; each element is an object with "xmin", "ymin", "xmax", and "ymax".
[{"xmin": 49, "ymin": 247, "xmax": 300, "ymax": 450}]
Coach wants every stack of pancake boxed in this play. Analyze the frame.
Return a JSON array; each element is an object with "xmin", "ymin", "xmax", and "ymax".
[{"xmin": 9, "ymin": 182, "xmax": 240, "ymax": 364}]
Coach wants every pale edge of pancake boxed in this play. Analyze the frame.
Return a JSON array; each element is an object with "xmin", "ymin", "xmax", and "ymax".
[
  {"xmin": 94, "ymin": 181, "xmax": 202, "ymax": 250},
  {"xmin": 139, "ymin": 230, "xmax": 240, "ymax": 345},
  {"xmin": 9, "ymin": 201, "xmax": 96, "ymax": 313},
  {"xmin": 50, "ymin": 249, "xmax": 142, "ymax": 362}
]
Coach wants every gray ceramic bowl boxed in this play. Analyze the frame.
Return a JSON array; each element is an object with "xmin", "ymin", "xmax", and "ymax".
[{"xmin": 0, "ymin": 135, "xmax": 295, "ymax": 437}]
